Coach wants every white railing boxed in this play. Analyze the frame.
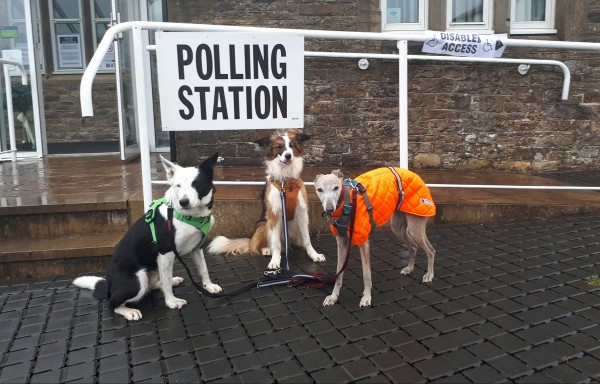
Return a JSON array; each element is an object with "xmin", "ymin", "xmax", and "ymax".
[
  {"xmin": 0, "ymin": 59, "xmax": 28, "ymax": 162},
  {"xmin": 80, "ymin": 22, "xmax": 600, "ymax": 207}
]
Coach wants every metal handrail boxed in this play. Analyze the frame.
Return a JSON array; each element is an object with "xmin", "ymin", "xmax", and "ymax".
[{"xmin": 80, "ymin": 22, "xmax": 600, "ymax": 207}]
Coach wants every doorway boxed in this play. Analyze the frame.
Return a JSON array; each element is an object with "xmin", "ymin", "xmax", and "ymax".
[{"xmin": 0, "ymin": 0, "xmax": 45, "ymax": 160}]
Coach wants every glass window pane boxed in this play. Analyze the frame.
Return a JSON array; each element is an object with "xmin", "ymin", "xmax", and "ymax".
[
  {"xmin": 94, "ymin": 0, "xmax": 111, "ymax": 19},
  {"xmin": 386, "ymin": 0, "xmax": 419, "ymax": 23},
  {"xmin": 10, "ymin": 0, "xmax": 25, "ymax": 19},
  {"xmin": 515, "ymin": 0, "xmax": 546, "ymax": 22},
  {"xmin": 54, "ymin": 24, "xmax": 83, "ymax": 69},
  {"xmin": 452, "ymin": 0, "xmax": 483, "ymax": 23},
  {"xmin": 95, "ymin": 22, "xmax": 109, "ymax": 44},
  {"xmin": 53, "ymin": 0, "xmax": 80, "ymax": 19},
  {"xmin": 54, "ymin": 22, "xmax": 81, "ymax": 35}
]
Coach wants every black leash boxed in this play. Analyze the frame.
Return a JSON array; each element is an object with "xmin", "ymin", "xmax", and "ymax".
[{"xmin": 167, "ymin": 180, "xmax": 331, "ymax": 299}]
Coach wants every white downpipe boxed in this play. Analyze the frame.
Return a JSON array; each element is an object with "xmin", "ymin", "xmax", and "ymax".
[
  {"xmin": 132, "ymin": 27, "xmax": 153, "ymax": 208},
  {"xmin": 398, "ymin": 41, "xmax": 409, "ymax": 169},
  {"xmin": 0, "ymin": 59, "xmax": 28, "ymax": 162}
]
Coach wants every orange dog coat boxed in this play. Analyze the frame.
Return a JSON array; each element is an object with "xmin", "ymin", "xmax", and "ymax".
[{"xmin": 330, "ymin": 167, "xmax": 435, "ymax": 245}]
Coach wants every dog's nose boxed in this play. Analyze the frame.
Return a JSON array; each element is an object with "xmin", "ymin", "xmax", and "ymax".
[
  {"xmin": 179, "ymin": 197, "xmax": 190, "ymax": 208},
  {"xmin": 325, "ymin": 203, "xmax": 335, "ymax": 213},
  {"xmin": 284, "ymin": 152, "xmax": 292, "ymax": 160}
]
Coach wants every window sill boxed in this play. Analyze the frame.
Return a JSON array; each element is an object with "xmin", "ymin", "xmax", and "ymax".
[{"xmin": 509, "ymin": 29, "xmax": 557, "ymax": 35}]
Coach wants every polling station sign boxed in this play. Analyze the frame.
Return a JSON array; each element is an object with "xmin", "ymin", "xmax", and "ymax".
[
  {"xmin": 422, "ymin": 31, "xmax": 507, "ymax": 58},
  {"xmin": 155, "ymin": 32, "xmax": 304, "ymax": 131}
]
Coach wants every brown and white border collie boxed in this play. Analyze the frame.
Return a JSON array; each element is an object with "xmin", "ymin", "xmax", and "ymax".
[{"xmin": 208, "ymin": 130, "xmax": 325, "ymax": 269}]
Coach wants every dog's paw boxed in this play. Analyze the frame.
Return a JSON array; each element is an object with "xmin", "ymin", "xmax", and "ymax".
[
  {"xmin": 172, "ymin": 277, "xmax": 184, "ymax": 286},
  {"xmin": 204, "ymin": 283, "xmax": 223, "ymax": 293},
  {"xmin": 422, "ymin": 272, "xmax": 434, "ymax": 283},
  {"xmin": 360, "ymin": 295, "xmax": 372, "ymax": 307},
  {"xmin": 267, "ymin": 257, "xmax": 281, "ymax": 270},
  {"xmin": 323, "ymin": 294, "xmax": 338, "ymax": 306},
  {"xmin": 114, "ymin": 307, "xmax": 142, "ymax": 321},
  {"xmin": 261, "ymin": 247, "xmax": 271, "ymax": 256},
  {"xmin": 310, "ymin": 253, "xmax": 326, "ymax": 263},
  {"xmin": 165, "ymin": 297, "xmax": 187, "ymax": 309},
  {"xmin": 400, "ymin": 266, "xmax": 413, "ymax": 275}
]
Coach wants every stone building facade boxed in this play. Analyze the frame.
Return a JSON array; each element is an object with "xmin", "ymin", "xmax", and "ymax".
[{"xmin": 168, "ymin": 0, "xmax": 600, "ymax": 173}]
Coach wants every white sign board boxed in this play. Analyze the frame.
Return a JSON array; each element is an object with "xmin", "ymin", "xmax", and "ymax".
[
  {"xmin": 155, "ymin": 32, "xmax": 304, "ymax": 131},
  {"xmin": 422, "ymin": 32, "xmax": 507, "ymax": 58}
]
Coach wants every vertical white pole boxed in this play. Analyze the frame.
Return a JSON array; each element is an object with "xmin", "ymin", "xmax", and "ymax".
[
  {"xmin": 397, "ymin": 40, "xmax": 408, "ymax": 169},
  {"xmin": 132, "ymin": 26, "xmax": 153, "ymax": 208},
  {"xmin": 4, "ymin": 66, "xmax": 17, "ymax": 162}
]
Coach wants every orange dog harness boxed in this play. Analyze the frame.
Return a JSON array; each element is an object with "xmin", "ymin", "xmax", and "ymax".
[
  {"xmin": 330, "ymin": 167, "xmax": 435, "ymax": 245},
  {"xmin": 269, "ymin": 178, "xmax": 303, "ymax": 221}
]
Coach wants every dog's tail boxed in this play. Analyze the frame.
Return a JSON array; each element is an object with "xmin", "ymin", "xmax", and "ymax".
[
  {"xmin": 208, "ymin": 236, "xmax": 255, "ymax": 255},
  {"xmin": 72, "ymin": 276, "xmax": 109, "ymax": 301}
]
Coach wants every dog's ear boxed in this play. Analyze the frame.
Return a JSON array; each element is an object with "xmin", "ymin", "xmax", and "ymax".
[
  {"xmin": 332, "ymin": 169, "xmax": 344, "ymax": 179},
  {"xmin": 160, "ymin": 155, "xmax": 178, "ymax": 181},
  {"xmin": 254, "ymin": 136, "xmax": 271, "ymax": 149},
  {"xmin": 314, "ymin": 174, "xmax": 324, "ymax": 185},
  {"xmin": 199, "ymin": 152, "xmax": 219, "ymax": 177},
  {"xmin": 295, "ymin": 132, "xmax": 311, "ymax": 144}
]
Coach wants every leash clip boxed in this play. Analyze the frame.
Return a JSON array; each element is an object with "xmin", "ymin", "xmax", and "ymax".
[{"xmin": 263, "ymin": 268, "xmax": 283, "ymax": 277}]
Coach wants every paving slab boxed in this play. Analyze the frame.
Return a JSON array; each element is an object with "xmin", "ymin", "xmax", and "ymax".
[{"xmin": 0, "ymin": 213, "xmax": 599, "ymax": 383}]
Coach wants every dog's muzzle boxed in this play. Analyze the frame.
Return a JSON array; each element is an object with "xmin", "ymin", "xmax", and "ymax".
[{"xmin": 179, "ymin": 197, "xmax": 190, "ymax": 208}]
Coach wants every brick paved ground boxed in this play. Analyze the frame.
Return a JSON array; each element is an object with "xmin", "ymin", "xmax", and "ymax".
[{"xmin": 1, "ymin": 214, "xmax": 599, "ymax": 383}]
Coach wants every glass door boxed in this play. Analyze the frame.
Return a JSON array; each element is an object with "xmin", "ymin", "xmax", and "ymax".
[
  {"xmin": 0, "ymin": 0, "xmax": 45, "ymax": 160},
  {"xmin": 112, "ymin": 0, "xmax": 140, "ymax": 160}
]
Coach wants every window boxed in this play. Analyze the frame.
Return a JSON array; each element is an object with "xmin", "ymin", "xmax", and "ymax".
[
  {"xmin": 510, "ymin": 0, "xmax": 556, "ymax": 34},
  {"xmin": 382, "ymin": 0, "xmax": 427, "ymax": 32},
  {"xmin": 446, "ymin": 0, "xmax": 493, "ymax": 33},
  {"xmin": 49, "ymin": 0, "xmax": 113, "ymax": 73},
  {"xmin": 2, "ymin": 0, "xmax": 43, "ymax": 72}
]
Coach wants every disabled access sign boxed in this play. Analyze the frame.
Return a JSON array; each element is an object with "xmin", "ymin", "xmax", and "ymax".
[{"xmin": 422, "ymin": 31, "xmax": 507, "ymax": 58}]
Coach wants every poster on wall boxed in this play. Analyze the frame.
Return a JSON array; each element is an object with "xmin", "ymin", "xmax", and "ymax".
[
  {"xmin": 57, "ymin": 35, "xmax": 83, "ymax": 69},
  {"xmin": 155, "ymin": 32, "xmax": 304, "ymax": 131}
]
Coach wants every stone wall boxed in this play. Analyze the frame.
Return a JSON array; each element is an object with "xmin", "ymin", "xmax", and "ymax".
[
  {"xmin": 43, "ymin": 74, "xmax": 119, "ymax": 148},
  {"xmin": 169, "ymin": 0, "xmax": 600, "ymax": 172}
]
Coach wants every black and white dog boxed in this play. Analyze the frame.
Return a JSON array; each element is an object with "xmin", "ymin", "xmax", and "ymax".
[{"xmin": 73, "ymin": 153, "xmax": 223, "ymax": 320}]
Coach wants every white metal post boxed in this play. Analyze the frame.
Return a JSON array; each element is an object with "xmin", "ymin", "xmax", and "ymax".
[
  {"xmin": 397, "ymin": 40, "xmax": 408, "ymax": 169},
  {"xmin": 132, "ymin": 26, "xmax": 153, "ymax": 208}
]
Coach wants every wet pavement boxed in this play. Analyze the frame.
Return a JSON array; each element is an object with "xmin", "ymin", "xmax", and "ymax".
[{"xmin": 1, "ymin": 213, "xmax": 599, "ymax": 383}]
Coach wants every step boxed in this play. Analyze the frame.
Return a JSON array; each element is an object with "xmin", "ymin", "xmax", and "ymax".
[
  {"xmin": 0, "ymin": 192, "xmax": 131, "ymax": 238},
  {"xmin": 0, "ymin": 232, "xmax": 119, "ymax": 280}
]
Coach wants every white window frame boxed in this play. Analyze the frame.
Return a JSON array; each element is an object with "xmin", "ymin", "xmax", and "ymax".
[
  {"xmin": 446, "ymin": 0, "xmax": 493, "ymax": 34},
  {"xmin": 382, "ymin": 0, "xmax": 428, "ymax": 32},
  {"xmin": 510, "ymin": 0, "xmax": 556, "ymax": 35},
  {"xmin": 50, "ymin": 0, "xmax": 85, "ymax": 73}
]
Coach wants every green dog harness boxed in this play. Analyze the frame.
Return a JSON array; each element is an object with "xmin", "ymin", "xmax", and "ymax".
[{"xmin": 144, "ymin": 197, "xmax": 212, "ymax": 253}]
